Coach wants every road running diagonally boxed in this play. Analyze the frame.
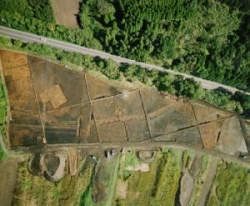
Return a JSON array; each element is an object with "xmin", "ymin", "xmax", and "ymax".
[{"xmin": 0, "ymin": 26, "xmax": 249, "ymax": 95}]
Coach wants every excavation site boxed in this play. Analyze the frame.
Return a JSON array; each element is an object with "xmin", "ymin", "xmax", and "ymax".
[{"xmin": 0, "ymin": 50, "xmax": 249, "ymax": 206}]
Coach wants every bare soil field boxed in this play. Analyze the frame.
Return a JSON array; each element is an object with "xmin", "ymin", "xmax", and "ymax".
[
  {"xmin": 51, "ymin": 0, "xmax": 80, "ymax": 28},
  {"xmin": 0, "ymin": 158, "xmax": 18, "ymax": 206},
  {"xmin": 0, "ymin": 50, "xmax": 248, "ymax": 157},
  {"xmin": 199, "ymin": 121, "xmax": 223, "ymax": 149}
]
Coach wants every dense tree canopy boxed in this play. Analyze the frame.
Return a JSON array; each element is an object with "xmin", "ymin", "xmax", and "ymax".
[
  {"xmin": 78, "ymin": 0, "xmax": 250, "ymax": 91},
  {"xmin": 0, "ymin": 0, "xmax": 249, "ymax": 92}
]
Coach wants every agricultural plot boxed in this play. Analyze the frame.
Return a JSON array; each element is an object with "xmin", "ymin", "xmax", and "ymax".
[{"xmin": 0, "ymin": 50, "xmax": 249, "ymax": 158}]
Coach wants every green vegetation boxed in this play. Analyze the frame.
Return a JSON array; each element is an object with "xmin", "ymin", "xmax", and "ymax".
[
  {"xmin": 93, "ymin": 157, "xmax": 120, "ymax": 206},
  {"xmin": 207, "ymin": 161, "xmax": 250, "ymax": 206},
  {"xmin": 14, "ymin": 158, "xmax": 95, "ymax": 206},
  {"xmin": 1, "ymin": 36, "xmax": 249, "ymax": 117},
  {"xmin": 9, "ymin": 149, "xmax": 250, "ymax": 206},
  {"xmin": 0, "ymin": 0, "xmax": 102, "ymax": 49},
  {"xmin": 0, "ymin": 0, "xmax": 54, "ymax": 22},
  {"xmin": 189, "ymin": 155, "xmax": 210, "ymax": 206},
  {"xmin": 0, "ymin": 80, "xmax": 7, "ymax": 133},
  {"xmin": 0, "ymin": 145, "xmax": 4, "ymax": 160},
  {"xmin": 80, "ymin": 185, "xmax": 95, "ymax": 206},
  {"xmin": 119, "ymin": 149, "xmax": 140, "ymax": 180},
  {"xmin": 115, "ymin": 149, "xmax": 182, "ymax": 206},
  {"xmin": 0, "ymin": 0, "xmax": 249, "ymax": 92},
  {"xmin": 0, "ymin": 79, "xmax": 7, "ymax": 160},
  {"xmin": 151, "ymin": 150, "xmax": 182, "ymax": 205}
]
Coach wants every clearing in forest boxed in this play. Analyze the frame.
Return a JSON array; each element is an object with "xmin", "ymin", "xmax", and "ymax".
[{"xmin": 50, "ymin": 0, "xmax": 80, "ymax": 28}]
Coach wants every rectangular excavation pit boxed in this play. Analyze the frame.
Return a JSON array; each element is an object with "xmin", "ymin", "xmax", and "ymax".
[
  {"xmin": 149, "ymin": 102, "xmax": 197, "ymax": 137},
  {"xmin": 10, "ymin": 111, "xmax": 41, "ymax": 125},
  {"xmin": 45, "ymin": 126, "xmax": 78, "ymax": 144},
  {"xmin": 3, "ymin": 66, "xmax": 38, "ymax": 112},
  {"xmin": 9, "ymin": 124, "xmax": 43, "ymax": 147},
  {"xmin": 0, "ymin": 50, "xmax": 28, "ymax": 68},
  {"xmin": 29, "ymin": 56, "xmax": 89, "ymax": 110},
  {"xmin": 93, "ymin": 97, "xmax": 118, "ymax": 122},
  {"xmin": 153, "ymin": 126, "xmax": 202, "ymax": 148},
  {"xmin": 97, "ymin": 121, "xmax": 127, "ymax": 143},
  {"xmin": 125, "ymin": 118, "xmax": 151, "ymax": 142},
  {"xmin": 86, "ymin": 74, "xmax": 122, "ymax": 100}
]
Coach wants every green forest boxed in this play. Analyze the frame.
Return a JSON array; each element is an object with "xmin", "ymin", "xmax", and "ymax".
[
  {"xmin": 79, "ymin": 0, "xmax": 250, "ymax": 91},
  {"xmin": 0, "ymin": 0, "xmax": 249, "ymax": 91}
]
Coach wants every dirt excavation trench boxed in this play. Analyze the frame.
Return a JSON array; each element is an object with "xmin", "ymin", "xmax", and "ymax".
[{"xmin": 0, "ymin": 50, "xmax": 249, "ymax": 157}]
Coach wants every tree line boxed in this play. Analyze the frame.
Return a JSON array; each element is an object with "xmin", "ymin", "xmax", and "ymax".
[
  {"xmin": 0, "ymin": 0, "xmax": 249, "ymax": 92},
  {"xmin": 0, "ymin": 36, "xmax": 249, "ymax": 117}
]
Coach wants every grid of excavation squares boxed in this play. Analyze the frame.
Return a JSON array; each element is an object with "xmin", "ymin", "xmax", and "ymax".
[
  {"xmin": 1, "ymin": 53, "xmax": 152, "ymax": 146},
  {"xmin": 92, "ymin": 90, "xmax": 150, "ymax": 142},
  {"xmin": 140, "ymin": 89, "xmax": 202, "ymax": 147},
  {"xmin": 2, "ymin": 51, "xmax": 245, "ymax": 151}
]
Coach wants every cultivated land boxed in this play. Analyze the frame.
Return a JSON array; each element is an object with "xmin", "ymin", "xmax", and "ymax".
[
  {"xmin": 0, "ymin": 50, "xmax": 249, "ymax": 206},
  {"xmin": 51, "ymin": 0, "xmax": 80, "ymax": 28}
]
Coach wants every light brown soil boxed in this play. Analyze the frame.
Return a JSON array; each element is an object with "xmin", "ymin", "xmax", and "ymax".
[
  {"xmin": 86, "ymin": 74, "xmax": 122, "ymax": 100},
  {"xmin": 199, "ymin": 121, "xmax": 223, "ymax": 149},
  {"xmin": 192, "ymin": 101, "xmax": 231, "ymax": 123},
  {"xmin": 98, "ymin": 121, "xmax": 127, "ymax": 143},
  {"xmin": 0, "ymin": 50, "xmax": 27, "ymax": 68},
  {"xmin": 0, "ymin": 158, "xmax": 18, "ymax": 206},
  {"xmin": 40, "ymin": 84, "xmax": 67, "ymax": 109},
  {"xmin": 217, "ymin": 116, "xmax": 248, "ymax": 155},
  {"xmin": 51, "ymin": 0, "xmax": 80, "ymax": 28},
  {"xmin": 67, "ymin": 148, "xmax": 79, "ymax": 176},
  {"xmin": 116, "ymin": 180, "xmax": 128, "ymax": 199}
]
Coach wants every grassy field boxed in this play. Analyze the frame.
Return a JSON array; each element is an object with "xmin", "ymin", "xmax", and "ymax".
[
  {"xmin": 0, "ymin": 78, "xmax": 7, "ymax": 160},
  {"xmin": 0, "ymin": 80, "xmax": 7, "ymax": 128},
  {"xmin": 5, "ymin": 148, "xmax": 250, "ymax": 206},
  {"xmin": 207, "ymin": 161, "xmax": 250, "ymax": 206},
  {"xmin": 0, "ymin": 145, "xmax": 4, "ymax": 160},
  {"xmin": 13, "ymin": 158, "xmax": 95, "ymax": 206}
]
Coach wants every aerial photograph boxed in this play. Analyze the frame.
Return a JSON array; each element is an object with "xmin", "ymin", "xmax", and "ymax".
[{"xmin": 0, "ymin": 0, "xmax": 249, "ymax": 206}]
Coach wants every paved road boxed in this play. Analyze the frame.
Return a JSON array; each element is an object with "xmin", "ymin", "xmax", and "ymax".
[{"xmin": 0, "ymin": 26, "xmax": 249, "ymax": 95}]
